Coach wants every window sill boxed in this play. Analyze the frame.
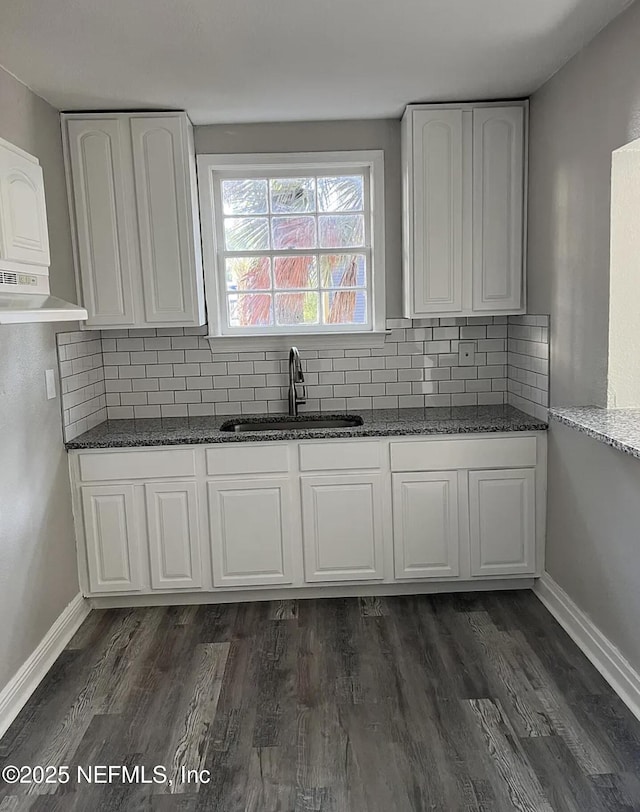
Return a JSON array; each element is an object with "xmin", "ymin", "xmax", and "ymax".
[{"xmin": 206, "ymin": 331, "xmax": 390, "ymax": 352}]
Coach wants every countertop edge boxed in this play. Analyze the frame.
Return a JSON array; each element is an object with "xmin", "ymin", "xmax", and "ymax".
[
  {"xmin": 548, "ymin": 408, "xmax": 640, "ymax": 461},
  {"xmin": 65, "ymin": 418, "xmax": 548, "ymax": 450}
]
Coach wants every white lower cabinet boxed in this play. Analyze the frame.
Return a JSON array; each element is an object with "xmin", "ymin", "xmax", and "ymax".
[
  {"xmin": 72, "ymin": 433, "xmax": 545, "ymax": 598},
  {"xmin": 468, "ymin": 468, "xmax": 535, "ymax": 576},
  {"xmin": 208, "ymin": 478, "xmax": 295, "ymax": 587},
  {"xmin": 81, "ymin": 484, "xmax": 143, "ymax": 593},
  {"xmin": 145, "ymin": 481, "xmax": 202, "ymax": 590},
  {"xmin": 392, "ymin": 472, "xmax": 460, "ymax": 579},
  {"xmin": 300, "ymin": 474, "xmax": 385, "ymax": 582}
]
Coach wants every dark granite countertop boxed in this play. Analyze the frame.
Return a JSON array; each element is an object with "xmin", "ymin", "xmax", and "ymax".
[
  {"xmin": 549, "ymin": 406, "xmax": 640, "ymax": 460},
  {"xmin": 66, "ymin": 405, "xmax": 547, "ymax": 450}
]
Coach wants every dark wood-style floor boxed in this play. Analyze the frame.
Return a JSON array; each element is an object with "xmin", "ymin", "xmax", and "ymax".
[{"xmin": 1, "ymin": 592, "xmax": 640, "ymax": 811}]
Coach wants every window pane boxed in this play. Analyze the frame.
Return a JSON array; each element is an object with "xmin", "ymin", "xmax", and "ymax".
[
  {"xmin": 275, "ymin": 292, "xmax": 319, "ymax": 326},
  {"xmin": 319, "ymin": 254, "xmax": 366, "ymax": 288},
  {"xmin": 225, "ymin": 257, "xmax": 271, "ymax": 291},
  {"xmin": 318, "ymin": 214, "xmax": 364, "ymax": 248},
  {"xmin": 272, "ymin": 216, "xmax": 316, "ymax": 249},
  {"xmin": 222, "ymin": 179, "xmax": 268, "ymax": 215},
  {"xmin": 274, "ymin": 256, "xmax": 318, "ymax": 289},
  {"xmin": 318, "ymin": 176, "xmax": 364, "ymax": 212},
  {"xmin": 228, "ymin": 293, "xmax": 272, "ymax": 327},
  {"xmin": 224, "ymin": 217, "xmax": 269, "ymax": 251},
  {"xmin": 323, "ymin": 290, "xmax": 367, "ymax": 325},
  {"xmin": 270, "ymin": 178, "xmax": 315, "ymax": 213}
]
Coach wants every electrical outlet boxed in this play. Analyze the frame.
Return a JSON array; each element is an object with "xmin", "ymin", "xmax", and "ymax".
[
  {"xmin": 458, "ymin": 342, "xmax": 475, "ymax": 366},
  {"xmin": 45, "ymin": 369, "xmax": 57, "ymax": 400}
]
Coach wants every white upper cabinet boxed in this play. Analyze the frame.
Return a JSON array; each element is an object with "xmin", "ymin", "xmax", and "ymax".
[
  {"xmin": 63, "ymin": 112, "xmax": 205, "ymax": 329},
  {"xmin": 0, "ymin": 136, "xmax": 50, "ymax": 272},
  {"xmin": 472, "ymin": 107, "xmax": 524, "ymax": 312},
  {"xmin": 65, "ymin": 118, "xmax": 136, "ymax": 326},
  {"xmin": 407, "ymin": 110, "xmax": 463, "ymax": 315},
  {"xmin": 130, "ymin": 116, "xmax": 203, "ymax": 324},
  {"xmin": 402, "ymin": 102, "xmax": 526, "ymax": 318}
]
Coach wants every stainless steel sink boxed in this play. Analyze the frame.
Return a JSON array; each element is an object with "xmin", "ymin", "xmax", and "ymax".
[{"xmin": 220, "ymin": 415, "xmax": 364, "ymax": 433}]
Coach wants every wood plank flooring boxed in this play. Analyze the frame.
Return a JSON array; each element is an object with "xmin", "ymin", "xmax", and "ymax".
[{"xmin": 1, "ymin": 591, "xmax": 639, "ymax": 811}]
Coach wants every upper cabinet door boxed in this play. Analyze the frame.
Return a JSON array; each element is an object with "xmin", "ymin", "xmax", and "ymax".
[
  {"xmin": 130, "ymin": 116, "xmax": 201, "ymax": 325},
  {"xmin": 472, "ymin": 107, "xmax": 524, "ymax": 311},
  {"xmin": 0, "ymin": 140, "xmax": 50, "ymax": 268},
  {"xmin": 410, "ymin": 110, "xmax": 464, "ymax": 315},
  {"xmin": 66, "ymin": 118, "xmax": 136, "ymax": 326}
]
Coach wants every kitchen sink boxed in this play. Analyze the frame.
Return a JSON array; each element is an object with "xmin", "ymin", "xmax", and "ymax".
[{"xmin": 220, "ymin": 415, "xmax": 364, "ymax": 433}]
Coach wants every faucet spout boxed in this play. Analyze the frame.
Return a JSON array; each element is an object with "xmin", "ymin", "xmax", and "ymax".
[{"xmin": 288, "ymin": 346, "xmax": 306, "ymax": 416}]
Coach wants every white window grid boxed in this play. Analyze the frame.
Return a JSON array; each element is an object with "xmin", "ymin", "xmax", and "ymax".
[{"xmin": 198, "ymin": 152, "xmax": 384, "ymax": 338}]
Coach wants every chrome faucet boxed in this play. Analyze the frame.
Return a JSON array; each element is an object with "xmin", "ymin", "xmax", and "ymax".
[{"xmin": 288, "ymin": 346, "xmax": 306, "ymax": 416}]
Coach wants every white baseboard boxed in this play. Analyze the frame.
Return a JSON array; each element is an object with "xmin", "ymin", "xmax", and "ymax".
[
  {"xmin": 535, "ymin": 573, "xmax": 640, "ymax": 723},
  {"xmin": 0, "ymin": 593, "xmax": 90, "ymax": 740}
]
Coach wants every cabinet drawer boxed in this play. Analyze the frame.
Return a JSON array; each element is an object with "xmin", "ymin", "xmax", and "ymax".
[
  {"xmin": 390, "ymin": 436, "xmax": 536, "ymax": 472},
  {"xmin": 299, "ymin": 440, "xmax": 381, "ymax": 472},
  {"xmin": 206, "ymin": 444, "xmax": 289, "ymax": 476},
  {"xmin": 78, "ymin": 449, "xmax": 196, "ymax": 481}
]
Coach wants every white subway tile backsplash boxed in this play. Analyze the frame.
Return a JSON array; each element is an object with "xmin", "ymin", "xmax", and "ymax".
[
  {"xmin": 359, "ymin": 357, "xmax": 386, "ymax": 370},
  {"xmin": 175, "ymin": 391, "xmax": 202, "ymax": 404},
  {"xmin": 159, "ymin": 377, "xmax": 186, "ymax": 390},
  {"xmin": 372, "ymin": 395, "xmax": 399, "ymax": 409},
  {"xmin": 134, "ymin": 405, "xmax": 161, "ymax": 419},
  {"xmin": 148, "ymin": 392, "xmax": 177, "ymax": 405},
  {"xmin": 158, "ymin": 351, "xmax": 185, "ymax": 364},
  {"xmin": 452, "ymin": 393, "xmax": 477, "ymax": 406},
  {"xmin": 56, "ymin": 331, "xmax": 106, "ymax": 441},
  {"xmin": 345, "ymin": 370, "xmax": 370, "ymax": 384},
  {"xmin": 360, "ymin": 383, "xmax": 386, "ymax": 397},
  {"xmin": 320, "ymin": 397, "xmax": 347, "ymax": 411},
  {"xmin": 439, "ymin": 380, "xmax": 465, "ymax": 394},
  {"xmin": 58, "ymin": 316, "xmax": 551, "ymax": 429},
  {"xmin": 506, "ymin": 315, "xmax": 550, "ymax": 418}
]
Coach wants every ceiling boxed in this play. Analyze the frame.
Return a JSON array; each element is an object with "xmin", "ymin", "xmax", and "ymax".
[{"xmin": 0, "ymin": 0, "xmax": 634, "ymax": 124}]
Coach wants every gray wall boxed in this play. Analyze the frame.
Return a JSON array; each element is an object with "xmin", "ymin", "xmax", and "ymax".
[
  {"xmin": 528, "ymin": 0, "xmax": 640, "ymax": 674},
  {"xmin": 528, "ymin": 0, "xmax": 640, "ymax": 408},
  {"xmin": 0, "ymin": 66, "xmax": 79, "ymax": 692},
  {"xmin": 546, "ymin": 422, "xmax": 640, "ymax": 671},
  {"xmin": 194, "ymin": 120, "xmax": 403, "ymax": 317}
]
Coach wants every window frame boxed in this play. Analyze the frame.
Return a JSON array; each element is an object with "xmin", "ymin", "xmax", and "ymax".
[{"xmin": 197, "ymin": 151, "xmax": 386, "ymax": 344}]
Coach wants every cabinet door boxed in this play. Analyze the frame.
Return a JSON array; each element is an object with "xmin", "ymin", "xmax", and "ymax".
[
  {"xmin": 472, "ymin": 107, "xmax": 524, "ymax": 311},
  {"xmin": 410, "ymin": 110, "xmax": 463, "ymax": 315},
  {"xmin": 145, "ymin": 481, "xmax": 202, "ymax": 590},
  {"xmin": 301, "ymin": 474, "xmax": 385, "ymax": 582},
  {"xmin": 66, "ymin": 118, "xmax": 137, "ymax": 326},
  {"xmin": 81, "ymin": 484, "xmax": 143, "ymax": 593},
  {"xmin": 208, "ymin": 478, "xmax": 294, "ymax": 587},
  {"xmin": 392, "ymin": 472, "xmax": 459, "ymax": 579},
  {"xmin": 130, "ymin": 116, "xmax": 202, "ymax": 325},
  {"xmin": 0, "ymin": 143, "xmax": 50, "ymax": 267},
  {"xmin": 469, "ymin": 468, "xmax": 535, "ymax": 576}
]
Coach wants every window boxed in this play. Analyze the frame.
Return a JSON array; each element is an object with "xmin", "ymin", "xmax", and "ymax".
[{"xmin": 197, "ymin": 152, "xmax": 385, "ymax": 340}]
